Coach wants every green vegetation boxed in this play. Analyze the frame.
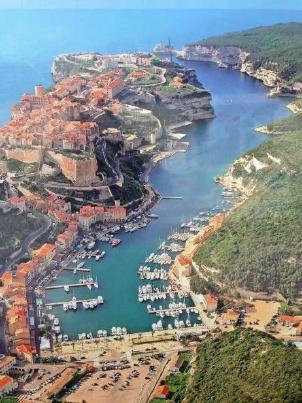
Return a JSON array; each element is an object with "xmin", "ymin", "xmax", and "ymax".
[
  {"xmin": 193, "ymin": 22, "xmax": 302, "ymax": 83},
  {"xmin": 132, "ymin": 74, "xmax": 162, "ymax": 86},
  {"xmin": 0, "ymin": 209, "xmax": 44, "ymax": 264},
  {"xmin": 112, "ymin": 173, "xmax": 145, "ymax": 205},
  {"xmin": 151, "ymin": 352, "xmax": 192, "ymax": 403},
  {"xmin": 194, "ymin": 114, "xmax": 302, "ymax": 298},
  {"xmin": 0, "ymin": 398, "xmax": 18, "ymax": 403},
  {"xmin": 190, "ymin": 275, "xmax": 220, "ymax": 294},
  {"xmin": 187, "ymin": 328, "xmax": 302, "ymax": 403},
  {"xmin": 266, "ymin": 112, "xmax": 302, "ymax": 133},
  {"xmin": 6, "ymin": 159, "xmax": 39, "ymax": 175},
  {"xmin": 21, "ymin": 180, "xmax": 49, "ymax": 197}
]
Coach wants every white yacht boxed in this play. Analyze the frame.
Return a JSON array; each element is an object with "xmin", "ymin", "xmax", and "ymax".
[{"xmin": 64, "ymin": 285, "xmax": 70, "ymax": 293}]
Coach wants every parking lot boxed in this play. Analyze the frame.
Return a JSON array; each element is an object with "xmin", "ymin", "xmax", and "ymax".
[{"xmin": 65, "ymin": 357, "xmax": 160, "ymax": 403}]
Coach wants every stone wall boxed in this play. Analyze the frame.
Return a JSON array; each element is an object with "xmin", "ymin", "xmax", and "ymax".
[
  {"xmin": 47, "ymin": 151, "xmax": 97, "ymax": 185},
  {"xmin": 5, "ymin": 148, "xmax": 43, "ymax": 164}
]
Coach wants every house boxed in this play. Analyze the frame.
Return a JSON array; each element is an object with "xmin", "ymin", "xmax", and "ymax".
[
  {"xmin": 9, "ymin": 195, "xmax": 26, "ymax": 212},
  {"xmin": 155, "ymin": 385, "xmax": 170, "ymax": 399},
  {"xmin": 31, "ymin": 243, "xmax": 56, "ymax": 267},
  {"xmin": 16, "ymin": 344, "xmax": 36, "ymax": 363},
  {"xmin": 279, "ymin": 315, "xmax": 301, "ymax": 327},
  {"xmin": 0, "ymin": 375, "xmax": 17, "ymax": 398},
  {"xmin": 0, "ymin": 355, "xmax": 16, "ymax": 374},
  {"xmin": 174, "ymin": 255, "xmax": 192, "ymax": 277},
  {"xmin": 295, "ymin": 321, "xmax": 302, "ymax": 336},
  {"xmin": 221, "ymin": 309, "xmax": 240, "ymax": 325},
  {"xmin": 105, "ymin": 78, "xmax": 124, "ymax": 99},
  {"xmin": 200, "ymin": 294, "xmax": 218, "ymax": 313}
]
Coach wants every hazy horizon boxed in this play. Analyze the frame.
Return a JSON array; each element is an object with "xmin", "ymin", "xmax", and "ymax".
[{"xmin": 1, "ymin": 0, "xmax": 302, "ymax": 10}]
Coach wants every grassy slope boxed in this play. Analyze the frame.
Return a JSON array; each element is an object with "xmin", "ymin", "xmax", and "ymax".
[
  {"xmin": 266, "ymin": 111, "xmax": 302, "ymax": 133},
  {"xmin": 0, "ymin": 209, "xmax": 44, "ymax": 264},
  {"xmin": 192, "ymin": 22, "xmax": 302, "ymax": 83},
  {"xmin": 194, "ymin": 121, "xmax": 302, "ymax": 298},
  {"xmin": 187, "ymin": 328, "xmax": 302, "ymax": 403}
]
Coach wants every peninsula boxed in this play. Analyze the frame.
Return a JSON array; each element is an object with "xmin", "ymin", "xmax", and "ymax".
[{"xmin": 180, "ymin": 22, "xmax": 302, "ymax": 96}]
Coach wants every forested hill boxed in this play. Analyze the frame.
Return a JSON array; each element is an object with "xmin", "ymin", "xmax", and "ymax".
[
  {"xmin": 187, "ymin": 329, "xmax": 302, "ymax": 403},
  {"xmin": 194, "ymin": 113, "xmax": 302, "ymax": 298},
  {"xmin": 192, "ymin": 23, "xmax": 302, "ymax": 83}
]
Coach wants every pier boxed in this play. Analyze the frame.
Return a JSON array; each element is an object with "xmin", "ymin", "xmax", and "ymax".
[
  {"xmin": 45, "ymin": 283, "xmax": 97, "ymax": 290},
  {"xmin": 139, "ymin": 290, "xmax": 187, "ymax": 298},
  {"xmin": 45, "ymin": 298, "xmax": 102, "ymax": 307},
  {"xmin": 161, "ymin": 196, "xmax": 183, "ymax": 200},
  {"xmin": 63, "ymin": 267, "xmax": 91, "ymax": 272},
  {"xmin": 148, "ymin": 306, "xmax": 196, "ymax": 315}
]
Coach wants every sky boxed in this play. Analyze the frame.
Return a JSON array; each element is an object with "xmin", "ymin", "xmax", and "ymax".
[{"xmin": 1, "ymin": 0, "xmax": 302, "ymax": 9}]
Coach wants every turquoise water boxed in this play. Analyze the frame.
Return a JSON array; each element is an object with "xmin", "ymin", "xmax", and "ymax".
[
  {"xmin": 45, "ymin": 60, "xmax": 291, "ymax": 338},
  {"xmin": 0, "ymin": 8, "xmax": 295, "ymax": 337}
]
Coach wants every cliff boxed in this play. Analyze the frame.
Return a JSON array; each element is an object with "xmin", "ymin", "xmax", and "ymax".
[
  {"xmin": 51, "ymin": 52, "xmax": 105, "ymax": 82},
  {"xmin": 121, "ymin": 64, "xmax": 214, "ymax": 125},
  {"xmin": 181, "ymin": 23, "xmax": 302, "ymax": 97},
  {"xmin": 194, "ymin": 120, "xmax": 302, "ymax": 298}
]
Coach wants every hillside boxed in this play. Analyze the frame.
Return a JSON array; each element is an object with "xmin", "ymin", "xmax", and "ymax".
[
  {"xmin": 187, "ymin": 328, "xmax": 302, "ymax": 403},
  {"xmin": 194, "ymin": 114, "xmax": 302, "ymax": 298},
  {"xmin": 193, "ymin": 23, "xmax": 302, "ymax": 83}
]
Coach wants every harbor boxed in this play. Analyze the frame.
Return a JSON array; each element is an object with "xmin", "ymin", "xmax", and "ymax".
[{"xmin": 42, "ymin": 58, "xmax": 291, "ymax": 342}]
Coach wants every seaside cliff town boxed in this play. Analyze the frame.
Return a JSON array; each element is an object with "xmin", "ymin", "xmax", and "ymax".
[{"xmin": 0, "ymin": 23, "xmax": 302, "ymax": 402}]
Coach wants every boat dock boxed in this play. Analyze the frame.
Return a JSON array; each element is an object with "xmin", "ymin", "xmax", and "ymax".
[
  {"xmin": 139, "ymin": 290, "xmax": 187, "ymax": 298},
  {"xmin": 45, "ymin": 298, "xmax": 100, "ymax": 307},
  {"xmin": 63, "ymin": 267, "xmax": 91, "ymax": 272},
  {"xmin": 161, "ymin": 196, "xmax": 183, "ymax": 200},
  {"xmin": 45, "ymin": 283, "xmax": 96, "ymax": 290}
]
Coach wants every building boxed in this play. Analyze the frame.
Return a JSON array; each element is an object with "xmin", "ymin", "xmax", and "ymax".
[
  {"xmin": 279, "ymin": 315, "xmax": 301, "ymax": 327},
  {"xmin": 9, "ymin": 195, "xmax": 26, "ymax": 212},
  {"xmin": 105, "ymin": 78, "xmax": 124, "ymax": 99},
  {"xmin": 0, "ymin": 355, "xmax": 16, "ymax": 375},
  {"xmin": 31, "ymin": 243, "xmax": 56, "ymax": 268},
  {"xmin": 78, "ymin": 204, "xmax": 127, "ymax": 230},
  {"xmin": 16, "ymin": 344, "xmax": 36, "ymax": 363},
  {"xmin": 221, "ymin": 309, "xmax": 240, "ymax": 326},
  {"xmin": 174, "ymin": 255, "xmax": 192, "ymax": 277},
  {"xmin": 155, "ymin": 385, "xmax": 170, "ymax": 399},
  {"xmin": 0, "ymin": 375, "xmax": 17, "ymax": 398},
  {"xmin": 295, "ymin": 321, "xmax": 302, "ymax": 336},
  {"xmin": 200, "ymin": 294, "xmax": 218, "ymax": 313},
  {"xmin": 34, "ymin": 84, "xmax": 46, "ymax": 97}
]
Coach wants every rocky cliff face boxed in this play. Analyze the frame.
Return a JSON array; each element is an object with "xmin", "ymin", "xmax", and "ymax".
[
  {"xmin": 181, "ymin": 45, "xmax": 248, "ymax": 68},
  {"xmin": 181, "ymin": 45, "xmax": 302, "ymax": 97}
]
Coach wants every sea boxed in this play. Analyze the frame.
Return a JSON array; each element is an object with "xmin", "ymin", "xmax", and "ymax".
[{"xmin": 1, "ymin": 8, "xmax": 301, "ymax": 338}]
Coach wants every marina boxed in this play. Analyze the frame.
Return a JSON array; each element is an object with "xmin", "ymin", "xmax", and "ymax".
[{"xmin": 42, "ymin": 59, "xmax": 291, "ymax": 340}]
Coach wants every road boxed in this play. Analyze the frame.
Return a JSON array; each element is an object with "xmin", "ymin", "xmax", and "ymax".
[{"xmin": 4, "ymin": 215, "xmax": 52, "ymax": 271}]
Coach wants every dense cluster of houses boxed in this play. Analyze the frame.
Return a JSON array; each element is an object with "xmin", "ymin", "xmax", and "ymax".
[
  {"xmin": 1, "ymin": 193, "xmax": 128, "ymax": 367},
  {"xmin": 0, "ymin": 68, "xmax": 126, "ymax": 152}
]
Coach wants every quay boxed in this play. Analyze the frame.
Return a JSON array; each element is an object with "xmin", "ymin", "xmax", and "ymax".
[
  {"xmin": 63, "ymin": 267, "xmax": 91, "ymax": 272},
  {"xmin": 45, "ymin": 298, "xmax": 100, "ymax": 307},
  {"xmin": 45, "ymin": 283, "xmax": 96, "ymax": 290}
]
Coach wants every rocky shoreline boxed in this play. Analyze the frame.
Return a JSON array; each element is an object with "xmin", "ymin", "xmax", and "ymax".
[{"xmin": 178, "ymin": 45, "xmax": 302, "ymax": 98}]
